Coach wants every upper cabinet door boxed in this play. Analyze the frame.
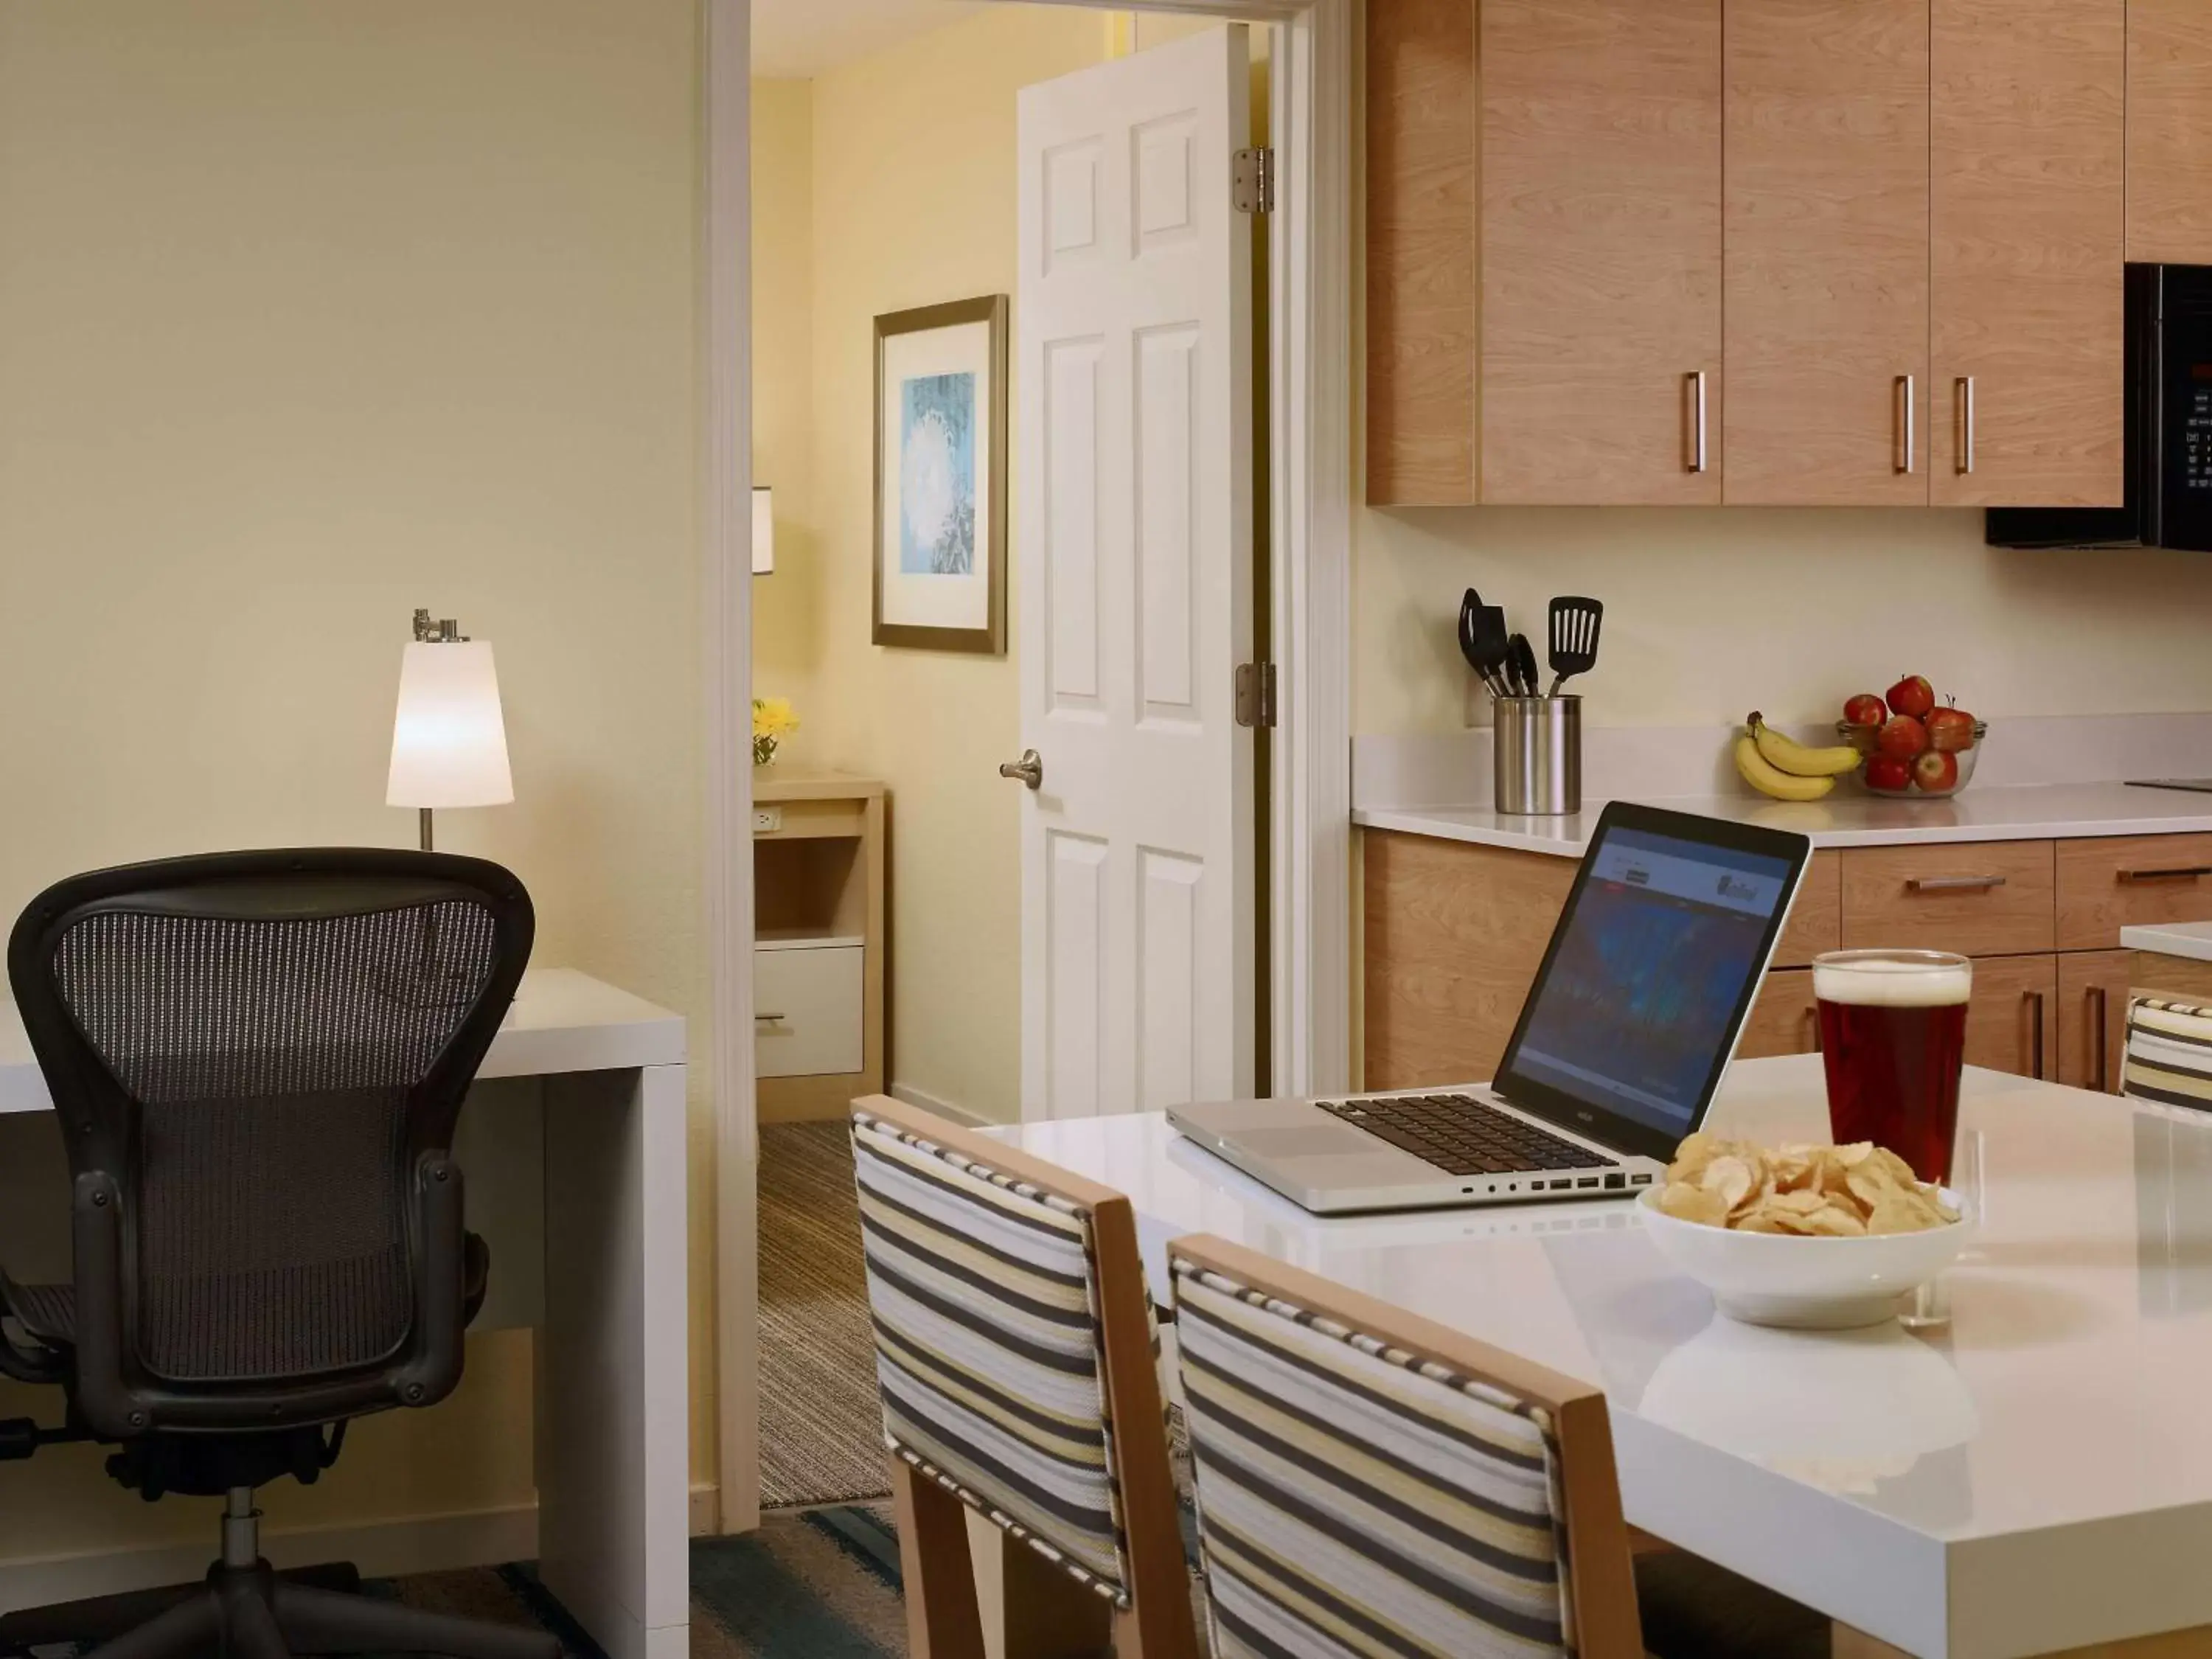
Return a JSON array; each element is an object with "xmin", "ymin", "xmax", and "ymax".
[
  {"xmin": 1480, "ymin": 0, "xmax": 1723, "ymax": 504},
  {"xmin": 1723, "ymin": 0, "xmax": 1931, "ymax": 505},
  {"xmin": 1930, "ymin": 0, "xmax": 2125, "ymax": 507},
  {"xmin": 2128, "ymin": 0, "xmax": 2212, "ymax": 264}
]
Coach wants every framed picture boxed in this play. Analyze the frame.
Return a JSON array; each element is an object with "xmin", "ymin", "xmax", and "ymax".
[{"xmin": 872, "ymin": 296, "xmax": 1009, "ymax": 653}]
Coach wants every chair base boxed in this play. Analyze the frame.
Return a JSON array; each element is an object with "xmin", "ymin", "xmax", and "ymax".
[
  {"xmin": 71, "ymin": 1558, "xmax": 561, "ymax": 1659},
  {"xmin": 0, "ymin": 1562, "xmax": 360, "ymax": 1652}
]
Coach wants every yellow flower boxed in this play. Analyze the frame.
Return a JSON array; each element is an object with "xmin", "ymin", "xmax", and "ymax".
[{"xmin": 752, "ymin": 697, "xmax": 799, "ymax": 740}]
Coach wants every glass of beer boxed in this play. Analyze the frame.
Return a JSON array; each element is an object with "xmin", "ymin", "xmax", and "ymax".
[{"xmin": 1813, "ymin": 949, "xmax": 1972, "ymax": 1184}]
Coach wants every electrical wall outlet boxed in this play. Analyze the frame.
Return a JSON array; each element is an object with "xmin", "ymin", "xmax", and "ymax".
[{"xmin": 751, "ymin": 806, "xmax": 782, "ymax": 834}]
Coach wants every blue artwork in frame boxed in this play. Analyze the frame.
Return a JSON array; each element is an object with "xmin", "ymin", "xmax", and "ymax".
[{"xmin": 898, "ymin": 372, "xmax": 977, "ymax": 576}]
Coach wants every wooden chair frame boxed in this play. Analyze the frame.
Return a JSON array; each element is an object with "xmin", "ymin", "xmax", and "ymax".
[
  {"xmin": 1168, "ymin": 1233, "xmax": 1646, "ymax": 1659},
  {"xmin": 852, "ymin": 1095, "xmax": 1199, "ymax": 1659}
]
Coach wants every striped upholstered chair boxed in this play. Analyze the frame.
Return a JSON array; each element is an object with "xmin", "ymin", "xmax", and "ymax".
[
  {"xmin": 2124, "ymin": 995, "xmax": 2212, "ymax": 1111},
  {"xmin": 849, "ymin": 1096, "xmax": 1199, "ymax": 1659},
  {"xmin": 1169, "ymin": 1234, "xmax": 1831, "ymax": 1659}
]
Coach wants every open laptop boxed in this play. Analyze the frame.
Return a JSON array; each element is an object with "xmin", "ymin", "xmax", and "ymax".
[{"xmin": 1169, "ymin": 802, "xmax": 1813, "ymax": 1214}]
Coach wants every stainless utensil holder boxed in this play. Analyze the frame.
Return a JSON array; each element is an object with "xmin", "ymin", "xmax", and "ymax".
[{"xmin": 1494, "ymin": 696, "xmax": 1582, "ymax": 815}]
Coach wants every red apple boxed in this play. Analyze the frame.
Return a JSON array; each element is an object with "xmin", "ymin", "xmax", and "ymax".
[
  {"xmin": 1913, "ymin": 750, "xmax": 1960, "ymax": 793},
  {"xmin": 1843, "ymin": 692, "xmax": 1888, "ymax": 727},
  {"xmin": 1887, "ymin": 674, "xmax": 1936, "ymax": 720},
  {"xmin": 1926, "ymin": 706, "xmax": 1977, "ymax": 754},
  {"xmin": 1865, "ymin": 755, "xmax": 1912, "ymax": 793},
  {"xmin": 1877, "ymin": 714, "xmax": 1930, "ymax": 759}
]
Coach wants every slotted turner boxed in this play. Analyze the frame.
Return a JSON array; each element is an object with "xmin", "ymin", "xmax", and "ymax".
[{"xmin": 1546, "ymin": 596, "xmax": 1604, "ymax": 695}]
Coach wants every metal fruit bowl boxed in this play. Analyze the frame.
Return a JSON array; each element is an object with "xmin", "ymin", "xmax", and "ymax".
[{"xmin": 1836, "ymin": 720, "xmax": 1987, "ymax": 799}]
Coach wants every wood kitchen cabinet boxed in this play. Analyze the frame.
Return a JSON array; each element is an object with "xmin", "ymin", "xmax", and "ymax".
[
  {"xmin": 1479, "ymin": 0, "xmax": 1723, "ymax": 504},
  {"xmin": 2126, "ymin": 0, "xmax": 2212, "ymax": 264},
  {"xmin": 1739, "ymin": 967, "xmax": 1821, "ymax": 1060},
  {"xmin": 1962, "ymin": 953, "xmax": 2059, "ymax": 1082},
  {"xmin": 2057, "ymin": 950, "xmax": 2132, "ymax": 1093},
  {"xmin": 1928, "ymin": 0, "xmax": 2126, "ymax": 507},
  {"xmin": 1723, "ymin": 0, "xmax": 1931, "ymax": 504}
]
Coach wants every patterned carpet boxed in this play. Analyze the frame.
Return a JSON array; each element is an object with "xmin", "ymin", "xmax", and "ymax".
[
  {"xmin": 757, "ymin": 1121, "xmax": 891, "ymax": 1510},
  {"xmin": 24, "ymin": 1507, "xmax": 908, "ymax": 1659}
]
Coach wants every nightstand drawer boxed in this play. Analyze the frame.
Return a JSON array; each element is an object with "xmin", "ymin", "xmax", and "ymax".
[
  {"xmin": 1840, "ymin": 841, "xmax": 2056, "ymax": 956},
  {"xmin": 754, "ymin": 944, "xmax": 863, "ymax": 1077}
]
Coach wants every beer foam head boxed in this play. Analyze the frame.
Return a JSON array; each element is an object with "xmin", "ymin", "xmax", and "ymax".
[{"xmin": 1814, "ymin": 955, "xmax": 1972, "ymax": 1007}]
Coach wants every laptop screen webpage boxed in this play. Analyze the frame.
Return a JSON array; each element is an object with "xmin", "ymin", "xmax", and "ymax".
[{"xmin": 1493, "ymin": 814, "xmax": 1804, "ymax": 1161}]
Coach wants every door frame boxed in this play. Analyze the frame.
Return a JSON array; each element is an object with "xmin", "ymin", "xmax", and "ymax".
[{"xmin": 700, "ymin": 0, "xmax": 1354, "ymax": 1534}]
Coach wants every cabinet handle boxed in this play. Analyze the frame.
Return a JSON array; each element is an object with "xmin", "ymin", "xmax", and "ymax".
[
  {"xmin": 1907, "ymin": 874, "xmax": 2007, "ymax": 893},
  {"xmin": 2118, "ymin": 866, "xmax": 2212, "ymax": 884},
  {"xmin": 1955, "ymin": 376, "xmax": 1975, "ymax": 475},
  {"xmin": 1895, "ymin": 374, "xmax": 1916, "ymax": 475},
  {"xmin": 2025, "ymin": 987, "xmax": 2045, "ymax": 1080},
  {"xmin": 2089, "ymin": 984, "xmax": 2110, "ymax": 1092},
  {"xmin": 1684, "ymin": 371, "xmax": 1708, "ymax": 474},
  {"xmin": 755, "ymin": 1012, "xmax": 787, "ymax": 1023}
]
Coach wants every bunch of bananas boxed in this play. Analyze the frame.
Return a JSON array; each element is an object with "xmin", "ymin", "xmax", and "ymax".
[{"xmin": 1733, "ymin": 712, "xmax": 1860, "ymax": 802}]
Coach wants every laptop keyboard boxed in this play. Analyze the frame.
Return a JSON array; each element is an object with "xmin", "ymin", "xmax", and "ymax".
[{"xmin": 1315, "ymin": 1094, "xmax": 1618, "ymax": 1178}]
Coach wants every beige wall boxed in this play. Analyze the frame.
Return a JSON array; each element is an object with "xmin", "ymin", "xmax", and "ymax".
[
  {"xmin": 752, "ymin": 78, "xmax": 820, "ymax": 720},
  {"xmin": 1355, "ymin": 508, "xmax": 2212, "ymax": 734},
  {"xmin": 0, "ymin": 0, "xmax": 713, "ymax": 1558},
  {"xmin": 769, "ymin": 6, "xmax": 1118, "ymax": 1125}
]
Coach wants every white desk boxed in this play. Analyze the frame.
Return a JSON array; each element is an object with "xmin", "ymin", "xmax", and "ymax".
[
  {"xmin": 0, "ymin": 968, "xmax": 689, "ymax": 1659},
  {"xmin": 996, "ymin": 1057, "xmax": 2212, "ymax": 1659}
]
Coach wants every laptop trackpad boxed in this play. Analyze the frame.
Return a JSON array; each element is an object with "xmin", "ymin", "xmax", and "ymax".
[{"xmin": 1235, "ymin": 1126, "xmax": 1362, "ymax": 1160}]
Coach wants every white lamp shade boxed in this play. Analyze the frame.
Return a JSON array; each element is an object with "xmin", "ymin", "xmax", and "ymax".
[
  {"xmin": 752, "ymin": 485, "xmax": 774, "ymax": 574},
  {"xmin": 386, "ymin": 640, "xmax": 514, "ymax": 810}
]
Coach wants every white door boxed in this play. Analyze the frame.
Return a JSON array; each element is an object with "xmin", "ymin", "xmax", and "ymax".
[{"xmin": 1015, "ymin": 27, "xmax": 1255, "ymax": 1121}]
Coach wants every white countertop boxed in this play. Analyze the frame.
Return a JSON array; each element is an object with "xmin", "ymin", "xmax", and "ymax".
[
  {"xmin": 993, "ymin": 1057, "xmax": 2212, "ymax": 1658},
  {"xmin": 2124, "ymin": 920, "xmax": 2212, "ymax": 964},
  {"xmin": 0, "ymin": 966, "xmax": 685, "ymax": 1115},
  {"xmin": 1357, "ymin": 780, "xmax": 2212, "ymax": 858}
]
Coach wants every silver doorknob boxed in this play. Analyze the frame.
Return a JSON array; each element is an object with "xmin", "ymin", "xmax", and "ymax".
[{"xmin": 999, "ymin": 749, "xmax": 1043, "ymax": 790}]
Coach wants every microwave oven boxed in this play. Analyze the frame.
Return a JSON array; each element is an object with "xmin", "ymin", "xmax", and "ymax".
[{"xmin": 1986, "ymin": 262, "xmax": 2212, "ymax": 553}]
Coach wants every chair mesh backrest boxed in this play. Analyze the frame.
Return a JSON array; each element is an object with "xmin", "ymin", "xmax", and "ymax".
[
  {"xmin": 849, "ymin": 1109, "xmax": 1133, "ymax": 1604},
  {"xmin": 1171, "ymin": 1256, "xmax": 1576, "ymax": 1659},
  {"xmin": 2125, "ymin": 996, "xmax": 2212, "ymax": 1113},
  {"xmin": 49, "ymin": 898, "xmax": 499, "ymax": 1382}
]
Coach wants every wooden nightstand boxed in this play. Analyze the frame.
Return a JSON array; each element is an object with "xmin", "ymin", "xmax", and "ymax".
[{"xmin": 751, "ymin": 769, "xmax": 886, "ymax": 1122}]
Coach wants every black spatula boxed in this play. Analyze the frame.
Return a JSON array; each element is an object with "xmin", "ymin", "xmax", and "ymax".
[{"xmin": 1546, "ymin": 596, "xmax": 1604, "ymax": 695}]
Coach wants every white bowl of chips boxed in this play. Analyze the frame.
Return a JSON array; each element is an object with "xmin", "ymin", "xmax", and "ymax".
[{"xmin": 1638, "ymin": 1135, "xmax": 1972, "ymax": 1331}]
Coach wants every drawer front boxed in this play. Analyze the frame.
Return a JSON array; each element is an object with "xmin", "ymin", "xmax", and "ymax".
[
  {"xmin": 2056, "ymin": 950, "xmax": 2130, "ymax": 1093},
  {"xmin": 1963, "ymin": 953, "xmax": 2059, "ymax": 1081},
  {"xmin": 1739, "ymin": 968, "xmax": 1820, "ymax": 1060},
  {"xmin": 2056, "ymin": 833, "xmax": 2212, "ymax": 950},
  {"xmin": 1840, "ymin": 841, "xmax": 2056, "ymax": 956},
  {"xmin": 1773, "ymin": 850, "xmax": 1843, "ymax": 968},
  {"xmin": 754, "ymin": 945, "xmax": 864, "ymax": 1078}
]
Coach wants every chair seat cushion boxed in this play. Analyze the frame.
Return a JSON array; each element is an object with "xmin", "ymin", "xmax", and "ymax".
[{"xmin": 1637, "ymin": 1546, "xmax": 1832, "ymax": 1659}]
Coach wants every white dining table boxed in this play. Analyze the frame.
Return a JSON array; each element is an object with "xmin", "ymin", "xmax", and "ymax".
[{"xmin": 989, "ymin": 1055, "xmax": 2212, "ymax": 1659}]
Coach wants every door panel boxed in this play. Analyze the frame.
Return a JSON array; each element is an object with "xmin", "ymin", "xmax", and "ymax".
[
  {"xmin": 1481, "ymin": 0, "xmax": 1723, "ymax": 504},
  {"xmin": 1963, "ymin": 954, "xmax": 2059, "ymax": 1081},
  {"xmin": 2058, "ymin": 950, "xmax": 2131, "ymax": 1093},
  {"xmin": 1017, "ymin": 29, "xmax": 1254, "ymax": 1120},
  {"xmin": 2126, "ymin": 0, "xmax": 2212, "ymax": 264},
  {"xmin": 1724, "ymin": 0, "xmax": 1930, "ymax": 504},
  {"xmin": 1929, "ymin": 0, "xmax": 2125, "ymax": 506}
]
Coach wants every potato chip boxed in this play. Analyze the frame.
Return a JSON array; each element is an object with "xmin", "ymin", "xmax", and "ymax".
[{"xmin": 1658, "ymin": 1135, "xmax": 1954, "ymax": 1236}]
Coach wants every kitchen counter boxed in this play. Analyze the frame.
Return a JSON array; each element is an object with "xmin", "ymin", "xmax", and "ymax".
[
  {"xmin": 2123, "ymin": 920, "xmax": 2212, "ymax": 963},
  {"xmin": 1355, "ymin": 781, "xmax": 2212, "ymax": 858}
]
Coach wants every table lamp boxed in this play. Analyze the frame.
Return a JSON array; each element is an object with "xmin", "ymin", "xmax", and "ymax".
[
  {"xmin": 753, "ymin": 484, "xmax": 775, "ymax": 574},
  {"xmin": 387, "ymin": 608, "xmax": 513, "ymax": 851}
]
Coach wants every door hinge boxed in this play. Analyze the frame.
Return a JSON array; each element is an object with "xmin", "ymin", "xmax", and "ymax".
[
  {"xmin": 1234, "ymin": 661, "xmax": 1278, "ymax": 729},
  {"xmin": 1232, "ymin": 147, "xmax": 1275, "ymax": 215}
]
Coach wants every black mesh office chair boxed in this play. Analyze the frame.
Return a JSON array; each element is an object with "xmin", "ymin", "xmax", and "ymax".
[{"xmin": 0, "ymin": 849, "xmax": 558, "ymax": 1659}]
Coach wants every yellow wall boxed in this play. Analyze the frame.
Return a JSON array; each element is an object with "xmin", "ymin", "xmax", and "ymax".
[
  {"xmin": 785, "ymin": 6, "xmax": 1116, "ymax": 1124},
  {"xmin": 751, "ymin": 78, "xmax": 820, "ymax": 721},
  {"xmin": 0, "ymin": 0, "xmax": 712, "ymax": 1558}
]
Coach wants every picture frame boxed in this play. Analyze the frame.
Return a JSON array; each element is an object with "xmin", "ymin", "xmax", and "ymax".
[{"xmin": 872, "ymin": 295, "xmax": 1009, "ymax": 654}]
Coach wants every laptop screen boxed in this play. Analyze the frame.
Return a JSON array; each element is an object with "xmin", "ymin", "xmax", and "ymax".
[{"xmin": 1491, "ymin": 804, "xmax": 1810, "ymax": 1161}]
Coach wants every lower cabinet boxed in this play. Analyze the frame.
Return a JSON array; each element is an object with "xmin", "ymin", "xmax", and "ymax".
[
  {"xmin": 1739, "ymin": 968, "xmax": 1820, "ymax": 1060},
  {"xmin": 2057, "ymin": 949, "xmax": 2132, "ymax": 1093},
  {"xmin": 1962, "ymin": 953, "xmax": 2058, "ymax": 1082}
]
